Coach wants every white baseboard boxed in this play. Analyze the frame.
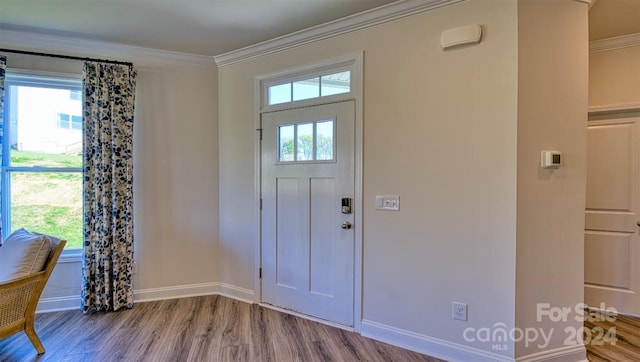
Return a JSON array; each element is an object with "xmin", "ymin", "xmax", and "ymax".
[
  {"xmin": 133, "ymin": 282, "xmax": 220, "ymax": 303},
  {"xmin": 36, "ymin": 295, "xmax": 80, "ymax": 313},
  {"xmin": 216, "ymin": 282, "xmax": 257, "ymax": 304},
  {"xmin": 515, "ymin": 345, "xmax": 586, "ymax": 362},
  {"xmin": 37, "ymin": 281, "xmax": 256, "ymax": 313},
  {"xmin": 361, "ymin": 319, "xmax": 514, "ymax": 362},
  {"xmin": 361, "ymin": 319, "xmax": 587, "ymax": 362}
]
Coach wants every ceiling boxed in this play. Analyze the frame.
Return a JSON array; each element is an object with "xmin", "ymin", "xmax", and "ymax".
[
  {"xmin": 0, "ymin": 0, "xmax": 638, "ymax": 57},
  {"xmin": 0, "ymin": 0, "xmax": 397, "ymax": 56},
  {"xmin": 589, "ymin": 0, "xmax": 640, "ymax": 41}
]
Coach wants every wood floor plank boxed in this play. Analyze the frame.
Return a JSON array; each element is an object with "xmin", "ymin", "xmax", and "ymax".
[
  {"xmin": 334, "ymin": 328, "xmax": 380, "ymax": 361},
  {"xmin": 247, "ymin": 302, "xmax": 276, "ymax": 361},
  {"xmin": 219, "ymin": 298, "xmax": 250, "ymax": 349},
  {"xmin": 585, "ymin": 310, "xmax": 640, "ymax": 362},
  {"xmin": 186, "ymin": 296, "xmax": 221, "ymax": 361},
  {"xmin": 307, "ymin": 340, "xmax": 336, "ymax": 362},
  {"xmin": 218, "ymin": 343, "xmax": 250, "ymax": 362},
  {"xmin": 271, "ymin": 311, "xmax": 315, "ymax": 361}
]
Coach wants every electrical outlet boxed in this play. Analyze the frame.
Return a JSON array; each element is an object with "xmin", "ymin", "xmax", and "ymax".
[{"xmin": 452, "ymin": 302, "xmax": 468, "ymax": 321}]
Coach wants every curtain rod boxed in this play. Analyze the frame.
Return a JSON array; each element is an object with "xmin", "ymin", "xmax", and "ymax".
[{"xmin": 0, "ymin": 48, "xmax": 133, "ymax": 67}]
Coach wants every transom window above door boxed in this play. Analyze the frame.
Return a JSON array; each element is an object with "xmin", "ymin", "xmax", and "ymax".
[
  {"xmin": 278, "ymin": 119, "xmax": 335, "ymax": 163},
  {"xmin": 267, "ymin": 70, "xmax": 351, "ymax": 106}
]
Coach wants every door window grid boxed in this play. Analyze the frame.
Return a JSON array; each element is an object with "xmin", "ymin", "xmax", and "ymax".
[{"xmin": 278, "ymin": 119, "xmax": 335, "ymax": 163}]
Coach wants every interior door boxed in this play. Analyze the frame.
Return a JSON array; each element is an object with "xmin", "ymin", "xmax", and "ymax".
[
  {"xmin": 261, "ymin": 101, "xmax": 355, "ymax": 326},
  {"xmin": 585, "ymin": 112, "xmax": 640, "ymax": 316}
]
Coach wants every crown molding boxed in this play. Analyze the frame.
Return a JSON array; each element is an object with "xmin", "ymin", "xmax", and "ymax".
[
  {"xmin": 0, "ymin": 30, "xmax": 216, "ymax": 67},
  {"xmin": 214, "ymin": 0, "xmax": 466, "ymax": 67},
  {"xmin": 588, "ymin": 102, "xmax": 640, "ymax": 115},
  {"xmin": 589, "ymin": 32, "xmax": 640, "ymax": 53}
]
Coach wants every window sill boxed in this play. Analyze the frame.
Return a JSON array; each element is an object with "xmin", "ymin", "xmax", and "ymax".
[{"xmin": 59, "ymin": 250, "xmax": 83, "ymax": 263}]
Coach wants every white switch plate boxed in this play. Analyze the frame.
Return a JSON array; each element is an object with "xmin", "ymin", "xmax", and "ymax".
[{"xmin": 375, "ymin": 195, "xmax": 400, "ymax": 211}]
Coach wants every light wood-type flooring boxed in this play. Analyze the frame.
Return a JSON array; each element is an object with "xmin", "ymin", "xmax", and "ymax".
[
  {"xmin": 0, "ymin": 295, "xmax": 442, "ymax": 362},
  {"xmin": 1, "ymin": 295, "xmax": 638, "ymax": 361},
  {"xmin": 585, "ymin": 310, "xmax": 640, "ymax": 361}
]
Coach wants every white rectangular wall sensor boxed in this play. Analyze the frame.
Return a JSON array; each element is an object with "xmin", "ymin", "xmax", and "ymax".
[
  {"xmin": 441, "ymin": 24, "xmax": 482, "ymax": 50},
  {"xmin": 541, "ymin": 151, "xmax": 562, "ymax": 168}
]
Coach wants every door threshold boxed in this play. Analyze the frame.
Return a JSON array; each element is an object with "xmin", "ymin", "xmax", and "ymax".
[{"xmin": 259, "ymin": 302, "xmax": 356, "ymax": 332}]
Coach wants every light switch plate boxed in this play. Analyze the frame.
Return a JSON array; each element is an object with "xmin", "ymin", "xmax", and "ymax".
[{"xmin": 375, "ymin": 195, "xmax": 400, "ymax": 211}]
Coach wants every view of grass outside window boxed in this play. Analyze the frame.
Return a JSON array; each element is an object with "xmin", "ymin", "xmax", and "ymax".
[{"xmin": 2, "ymin": 76, "xmax": 83, "ymax": 250}]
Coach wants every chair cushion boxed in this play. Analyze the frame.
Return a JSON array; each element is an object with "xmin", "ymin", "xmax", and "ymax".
[
  {"xmin": 34, "ymin": 231, "xmax": 64, "ymax": 249},
  {"xmin": 0, "ymin": 228, "xmax": 52, "ymax": 283}
]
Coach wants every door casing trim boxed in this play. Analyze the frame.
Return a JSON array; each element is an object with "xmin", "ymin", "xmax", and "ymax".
[{"xmin": 253, "ymin": 51, "xmax": 364, "ymax": 330}]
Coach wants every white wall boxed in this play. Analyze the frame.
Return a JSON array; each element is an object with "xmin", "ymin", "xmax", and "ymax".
[
  {"xmin": 515, "ymin": 0, "xmax": 588, "ymax": 358},
  {"xmin": 589, "ymin": 45, "xmax": 640, "ymax": 106},
  {"xmin": 3, "ymin": 0, "xmax": 590, "ymax": 360},
  {"xmin": 133, "ymin": 62, "xmax": 219, "ymax": 298},
  {"xmin": 219, "ymin": 0, "xmax": 520, "ymax": 359},
  {"xmin": 2, "ymin": 50, "xmax": 220, "ymax": 307},
  {"xmin": 219, "ymin": 0, "xmax": 589, "ymax": 360}
]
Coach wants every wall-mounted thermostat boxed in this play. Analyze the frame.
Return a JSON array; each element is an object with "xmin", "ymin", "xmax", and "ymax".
[{"xmin": 541, "ymin": 151, "xmax": 562, "ymax": 169}]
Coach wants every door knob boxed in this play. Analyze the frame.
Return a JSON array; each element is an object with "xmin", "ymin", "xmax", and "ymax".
[
  {"xmin": 637, "ymin": 220, "xmax": 640, "ymax": 227},
  {"xmin": 341, "ymin": 221, "xmax": 352, "ymax": 230}
]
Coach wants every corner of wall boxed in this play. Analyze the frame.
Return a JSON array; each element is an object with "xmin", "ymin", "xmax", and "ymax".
[{"xmin": 515, "ymin": 0, "xmax": 589, "ymax": 360}]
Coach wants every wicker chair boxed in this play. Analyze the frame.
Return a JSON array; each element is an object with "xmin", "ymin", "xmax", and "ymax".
[{"xmin": 0, "ymin": 239, "xmax": 66, "ymax": 354}]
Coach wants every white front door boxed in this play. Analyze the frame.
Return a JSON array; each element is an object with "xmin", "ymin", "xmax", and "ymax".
[
  {"xmin": 261, "ymin": 101, "xmax": 355, "ymax": 326},
  {"xmin": 585, "ymin": 112, "xmax": 640, "ymax": 315}
]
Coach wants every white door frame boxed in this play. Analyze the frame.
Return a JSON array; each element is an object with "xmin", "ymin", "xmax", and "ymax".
[
  {"xmin": 253, "ymin": 52, "xmax": 364, "ymax": 330},
  {"xmin": 586, "ymin": 103, "xmax": 640, "ymax": 316}
]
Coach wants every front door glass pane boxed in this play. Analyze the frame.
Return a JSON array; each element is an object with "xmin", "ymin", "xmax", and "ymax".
[
  {"xmin": 278, "ymin": 125, "xmax": 295, "ymax": 162},
  {"xmin": 315, "ymin": 120, "xmax": 334, "ymax": 161},
  {"xmin": 296, "ymin": 123, "xmax": 314, "ymax": 161}
]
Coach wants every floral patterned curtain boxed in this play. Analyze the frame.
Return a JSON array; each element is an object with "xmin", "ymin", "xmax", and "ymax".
[
  {"xmin": 0, "ymin": 55, "xmax": 5, "ymax": 242},
  {"xmin": 81, "ymin": 62, "xmax": 136, "ymax": 312}
]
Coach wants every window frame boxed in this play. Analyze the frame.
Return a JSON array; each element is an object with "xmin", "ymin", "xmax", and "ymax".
[
  {"xmin": 1, "ymin": 70, "xmax": 83, "ymax": 258},
  {"xmin": 261, "ymin": 60, "xmax": 354, "ymax": 113}
]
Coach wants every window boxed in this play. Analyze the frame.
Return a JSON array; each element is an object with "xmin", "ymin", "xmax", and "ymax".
[
  {"xmin": 69, "ymin": 89, "xmax": 81, "ymax": 101},
  {"xmin": 1, "ymin": 73, "xmax": 83, "ymax": 251},
  {"xmin": 278, "ymin": 119, "xmax": 335, "ymax": 162},
  {"xmin": 57, "ymin": 113, "xmax": 70, "ymax": 128},
  {"xmin": 267, "ymin": 70, "xmax": 351, "ymax": 106},
  {"xmin": 57, "ymin": 113, "xmax": 82, "ymax": 130}
]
